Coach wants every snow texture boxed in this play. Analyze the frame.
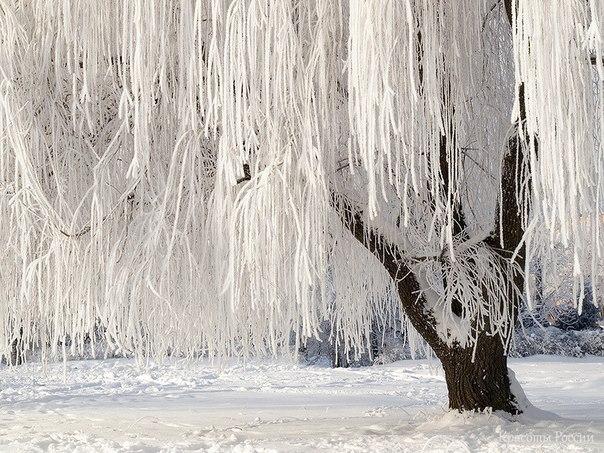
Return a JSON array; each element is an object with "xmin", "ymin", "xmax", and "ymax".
[{"xmin": 0, "ymin": 356, "xmax": 602, "ymax": 452}]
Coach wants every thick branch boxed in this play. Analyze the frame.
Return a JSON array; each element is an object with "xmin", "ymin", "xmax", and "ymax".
[
  {"xmin": 440, "ymin": 117, "xmax": 467, "ymax": 238},
  {"xmin": 485, "ymin": 1, "xmax": 528, "ymax": 261},
  {"xmin": 236, "ymin": 163, "xmax": 251, "ymax": 184},
  {"xmin": 331, "ymin": 192, "xmax": 447, "ymax": 354}
]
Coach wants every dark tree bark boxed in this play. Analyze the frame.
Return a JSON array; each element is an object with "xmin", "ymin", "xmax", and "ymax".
[
  {"xmin": 6, "ymin": 328, "xmax": 25, "ymax": 366},
  {"xmin": 440, "ymin": 334, "xmax": 517, "ymax": 413},
  {"xmin": 429, "ymin": 321, "xmax": 519, "ymax": 410},
  {"xmin": 9, "ymin": 337, "xmax": 24, "ymax": 366}
]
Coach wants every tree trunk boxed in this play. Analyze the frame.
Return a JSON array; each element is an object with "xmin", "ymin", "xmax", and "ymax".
[
  {"xmin": 393, "ymin": 266, "xmax": 519, "ymax": 413},
  {"xmin": 438, "ymin": 336, "xmax": 517, "ymax": 413},
  {"xmin": 333, "ymin": 193, "xmax": 522, "ymax": 413},
  {"xmin": 9, "ymin": 335, "xmax": 24, "ymax": 366}
]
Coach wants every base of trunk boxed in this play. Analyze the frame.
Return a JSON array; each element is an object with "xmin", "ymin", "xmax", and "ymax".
[{"xmin": 439, "ymin": 336, "xmax": 519, "ymax": 414}]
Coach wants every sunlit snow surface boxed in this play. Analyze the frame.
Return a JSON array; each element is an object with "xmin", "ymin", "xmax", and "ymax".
[{"xmin": 0, "ymin": 356, "xmax": 602, "ymax": 452}]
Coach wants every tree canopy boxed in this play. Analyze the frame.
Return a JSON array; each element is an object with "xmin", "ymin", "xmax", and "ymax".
[{"xmin": 0, "ymin": 0, "xmax": 602, "ymax": 367}]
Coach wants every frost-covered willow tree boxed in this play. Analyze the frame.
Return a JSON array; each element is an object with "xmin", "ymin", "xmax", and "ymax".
[{"xmin": 1, "ymin": 0, "xmax": 603, "ymax": 412}]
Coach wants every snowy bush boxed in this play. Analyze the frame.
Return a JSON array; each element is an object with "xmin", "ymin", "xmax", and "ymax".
[
  {"xmin": 512, "ymin": 288, "xmax": 603, "ymax": 357},
  {"xmin": 511, "ymin": 326, "xmax": 604, "ymax": 357},
  {"xmin": 547, "ymin": 300, "xmax": 601, "ymax": 331},
  {"xmin": 300, "ymin": 323, "xmax": 433, "ymax": 367}
]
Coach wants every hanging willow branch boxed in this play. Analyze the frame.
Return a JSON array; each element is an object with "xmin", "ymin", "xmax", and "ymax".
[{"xmin": 0, "ymin": 0, "xmax": 601, "ymax": 361}]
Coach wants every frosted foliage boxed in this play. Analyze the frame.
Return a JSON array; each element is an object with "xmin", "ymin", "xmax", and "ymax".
[
  {"xmin": 0, "ymin": 1, "xmax": 601, "ymax": 360},
  {"xmin": 328, "ymin": 229, "xmax": 400, "ymax": 363},
  {"xmin": 513, "ymin": 0, "xmax": 604, "ymax": 299},
  {"xmin": 348, "ymin": 0, "xmax": 501, "ymax": 223}
]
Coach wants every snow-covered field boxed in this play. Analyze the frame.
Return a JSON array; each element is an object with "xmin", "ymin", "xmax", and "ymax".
[{"xmin": 0, "ymin": 356, "xmax": 602, "ymax": 452}]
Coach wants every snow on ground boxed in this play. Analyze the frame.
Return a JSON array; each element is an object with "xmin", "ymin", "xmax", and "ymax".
[{"xmin": 0, "ymin": 356, "xmax": 602, "ymax": 452}]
